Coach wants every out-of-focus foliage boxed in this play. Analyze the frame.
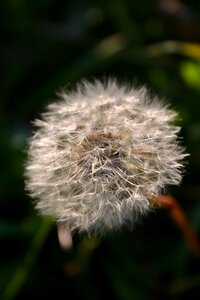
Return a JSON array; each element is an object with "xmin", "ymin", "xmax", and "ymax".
[{"xmin": 1, "ymin": 0, "xmax": 200, "ymax": 299}]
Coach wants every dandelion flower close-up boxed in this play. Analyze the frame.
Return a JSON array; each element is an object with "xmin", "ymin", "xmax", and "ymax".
[{"xmin": 25, "ymin": 79, "xmax": 187, "ymax": 235}]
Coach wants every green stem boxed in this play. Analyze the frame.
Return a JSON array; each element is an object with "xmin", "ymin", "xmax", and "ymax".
[{"xmin": 2, "ymin": 218, "xmax": 53, "ymax": 300}]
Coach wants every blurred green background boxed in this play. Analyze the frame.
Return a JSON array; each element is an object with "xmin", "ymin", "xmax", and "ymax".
[{"xmin": 1, "ymin": 0, "xmax": 200, "ymax": 299}]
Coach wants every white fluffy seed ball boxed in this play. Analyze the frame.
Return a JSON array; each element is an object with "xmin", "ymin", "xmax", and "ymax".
[{"xmin": 25, "ymin": 79, "xmax": 187, "ymax": 234}]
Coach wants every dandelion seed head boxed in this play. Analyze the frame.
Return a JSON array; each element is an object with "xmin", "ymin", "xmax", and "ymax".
[{"xmin": 25, "ymin": 79, "xmax": 187, "ymax": 234}]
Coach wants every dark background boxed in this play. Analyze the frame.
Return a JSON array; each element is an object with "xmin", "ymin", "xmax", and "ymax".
[{"xmin": 1, "ymin": 0, "xmax": 200, "ymax": 299}]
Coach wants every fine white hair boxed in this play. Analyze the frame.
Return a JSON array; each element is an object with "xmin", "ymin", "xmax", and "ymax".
[{"xmin": 25, "ymin": 79, "xmax": 187, "ymax": 234}]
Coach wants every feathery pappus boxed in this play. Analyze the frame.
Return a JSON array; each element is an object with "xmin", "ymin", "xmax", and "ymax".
[{"xmin": 25, "ymin": 79, "xmax": 187, "ymax": 235}]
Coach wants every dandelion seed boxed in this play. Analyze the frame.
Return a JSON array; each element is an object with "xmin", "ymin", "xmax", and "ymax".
[{"xmin": 25, "ymin": 79, "xmax": 187, "ymax": 235}]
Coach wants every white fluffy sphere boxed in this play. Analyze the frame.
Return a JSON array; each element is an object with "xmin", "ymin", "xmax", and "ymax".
[{"xmin": 25, "ymin": 79, "xmax": 187, "ymax": 234}]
